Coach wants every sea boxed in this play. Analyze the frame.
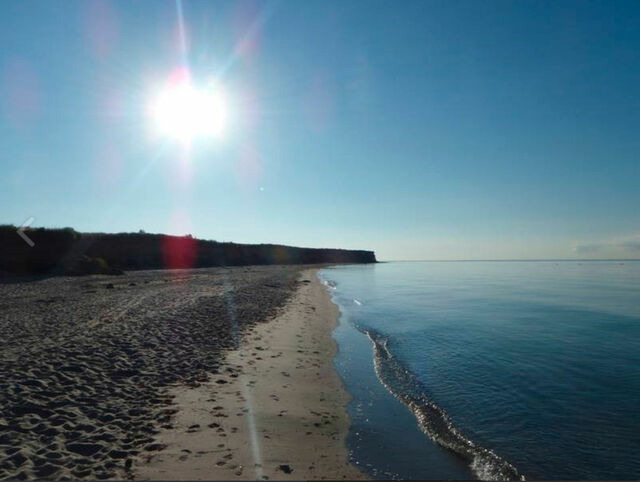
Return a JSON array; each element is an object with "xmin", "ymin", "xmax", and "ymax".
[{"xmin": 319, "ymin": 261, "xmax": 640, "ymax": 480}]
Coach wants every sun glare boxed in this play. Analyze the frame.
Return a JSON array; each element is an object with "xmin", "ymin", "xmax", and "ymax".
[{"xmin": 150, "ymin": 80, "xmax": 227, "ymax": 142}]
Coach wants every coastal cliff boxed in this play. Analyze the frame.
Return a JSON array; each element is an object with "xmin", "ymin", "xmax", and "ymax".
[{"xmin": 0, "ymin": 226, "xmax": 376, "ymax": 276}]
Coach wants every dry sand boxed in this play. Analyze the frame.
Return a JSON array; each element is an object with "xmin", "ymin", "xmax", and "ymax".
[
  {"xmin": 0, "ymin": 266, "xmax": 303, "ymax": 480},
  {"xmin": 133, "ymin": 269, "xmax": 366, "ymax": 480}
]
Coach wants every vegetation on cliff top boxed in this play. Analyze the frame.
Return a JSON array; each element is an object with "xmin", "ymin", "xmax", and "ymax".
[{"xmin": 0, "ymin": 225, "xmax": 376, "ymax": 276}]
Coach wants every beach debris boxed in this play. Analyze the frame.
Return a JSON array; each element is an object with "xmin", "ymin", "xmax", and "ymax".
[{"xmin": 278, "ymin": 464, "xmax": 293, "ymax": 474}]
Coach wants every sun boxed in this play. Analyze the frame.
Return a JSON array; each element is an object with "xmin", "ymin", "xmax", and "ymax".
[{"xmin": 150, "ymin": 77, "xmax": 227, "ymax": 142}]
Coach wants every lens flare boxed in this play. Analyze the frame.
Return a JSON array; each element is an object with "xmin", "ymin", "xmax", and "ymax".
[{"xmin": 150, "ymin": 77, "xmax": 227, "ymax": 142}]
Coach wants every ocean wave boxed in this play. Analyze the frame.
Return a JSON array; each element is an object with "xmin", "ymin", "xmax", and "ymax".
[
  {"xmin": 320, "ymin": 278, "xmax": 338, "ymax": 289},
  {"xmin": 360, "ymin": 326, "xmax": 524, "ymax": 481}
]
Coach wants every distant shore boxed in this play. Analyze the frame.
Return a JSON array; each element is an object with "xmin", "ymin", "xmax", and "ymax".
[
  {"xmin": 0, "ymin": 225, "xmax": 376, "ymax": 277},
  {"xmin": 0, "ymin": 265, "xmax": 364, "ymax": 480}
]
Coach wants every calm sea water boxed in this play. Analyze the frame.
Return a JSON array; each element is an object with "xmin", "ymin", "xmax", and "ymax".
[{"xmin": 319, "ymin": 261, "xmax": 640, "ymax": 480}]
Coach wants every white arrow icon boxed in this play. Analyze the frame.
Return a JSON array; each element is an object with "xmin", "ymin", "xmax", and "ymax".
[{"xmin": 17, "ymin": 217, "xmax": 35, "ymax": 247}]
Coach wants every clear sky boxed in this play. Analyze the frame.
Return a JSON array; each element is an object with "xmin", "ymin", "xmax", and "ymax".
[{"xmin": 1, "ymin": 0, "xmax": 639, "ymax": 260}]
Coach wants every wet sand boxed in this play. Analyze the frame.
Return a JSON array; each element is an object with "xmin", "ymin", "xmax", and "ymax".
[
  {"xmin": 0, "ymin": 265, "xmax": 364, "ymax": 480},
  {"xmin": 134, "ymin": 269, "xmax": 365, "ymax": 480}
]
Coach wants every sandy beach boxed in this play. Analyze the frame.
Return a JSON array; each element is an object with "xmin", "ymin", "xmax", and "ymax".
[
  {"xmin": 135, "ymin": 269, "xmax": 365, "ymax": 480},
  {"xmin": 0, "ymin": 265, "xmax": 364, "ymax": 480}
]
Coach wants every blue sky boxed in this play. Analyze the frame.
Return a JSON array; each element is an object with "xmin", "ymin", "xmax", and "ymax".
[{"xmin": 1, "ymin": 0, "xmax": 639, "ymax": 260}]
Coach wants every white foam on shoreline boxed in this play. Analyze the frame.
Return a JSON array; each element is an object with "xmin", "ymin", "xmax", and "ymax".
[{"xmin": 362, "ymin": 327, "xmax": 524, "ymax": 481}]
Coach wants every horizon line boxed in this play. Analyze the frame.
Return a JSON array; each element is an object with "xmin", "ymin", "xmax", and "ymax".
[{"xmin": 381, "ymin": 258, "xmax": 640, "ymax": 263}]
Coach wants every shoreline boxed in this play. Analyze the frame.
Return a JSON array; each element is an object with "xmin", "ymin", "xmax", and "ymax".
[
  {"xmin": 0, "ymin": 265, "xmax": 330, "ymax": 480},
  {"xmin": 133, "ymin": 268, "xmax": 366, "ymax": 480}
]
